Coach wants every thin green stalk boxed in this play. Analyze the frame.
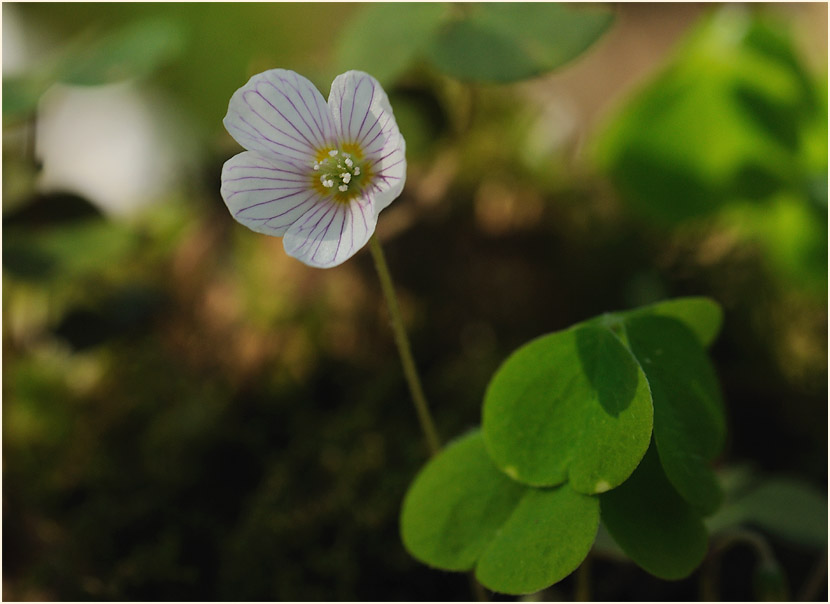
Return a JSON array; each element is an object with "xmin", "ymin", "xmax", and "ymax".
[
  {"xmin": 469, "ymin": 573, "xmax": 489, "ymax": 601},
  {"xmin": 701, "ymin": 528, "xmax": 781, "ymax": 601},
  {"xmin": 368, "ymin": 235, "xmax": 441, "ymax": 456},
  {"xmin": 575, "ymin": 554, "xmax": 591, "ymax": 602}
]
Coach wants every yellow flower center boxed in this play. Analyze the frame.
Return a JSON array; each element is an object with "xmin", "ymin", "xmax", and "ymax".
[{"xmin": 312, "ymin": 147, "xmax": 369, "ymax": 201}]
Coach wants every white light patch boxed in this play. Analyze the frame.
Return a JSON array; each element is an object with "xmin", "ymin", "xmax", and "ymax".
[
  {"xmin": 594, "ymin": 480, "xmax": 612, "ymax": 493},
  {"xmin": 504, "ymin": 465, "xmax": 519, "ymax": 480},
  {"xmin": 36, "ymin": 82, "xmax": 180, "ymax": 218}
]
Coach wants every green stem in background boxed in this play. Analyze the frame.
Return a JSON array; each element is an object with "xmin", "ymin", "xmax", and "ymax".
[
  {"xmin": 701, "ymin": 528, "xmax": 784, "ymax": 601},
  {"xmin": 799, "ymin": 552, "xmax": 828, "ymax": 602},
  {"xmin": 574, "ymin": 554, "xmax": 592, "ymax": 601},
  {"xmin": 469, "ymin": 573, "xmax": 489, "ymax": 602},
  {"xmin": 368, "ymin": 234, "xmax": 441, "ymax": 457}
]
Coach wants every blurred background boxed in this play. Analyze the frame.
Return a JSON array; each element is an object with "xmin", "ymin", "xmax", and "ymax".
[{"xmin": 3, "ymin": 2, "xmax": 827, "ymax": 601}]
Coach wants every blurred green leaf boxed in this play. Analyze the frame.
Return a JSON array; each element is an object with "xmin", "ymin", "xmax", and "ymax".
[
  {"xmin": 2, "ymin": 74, "xmax": 50, "ymax": 119},
  {"xmin": 595, "ymin": 6, "xmax": 827, "ymax": 291},
  {"xmin": 401, "ymin": 431, "xmax": 599, "ymax": 595},
  {"xmin": 335, "ymin": 3, "xmax": 449, "ymax": 86},
  {"xmin": 482, "ymin": 324, "xmax": 652, "ymax": 493},
  {"xmin": 753, "ymin": 559, "xmax": 790, "ymax": 601},
  {"xmin": 425, "ymin": 3, "xmax": 614, "ymax": 83},
  {"xmin": 600, "ymin": 443, "xmax": 708, "ymax": 580},
  {"xmin": 2, "ymin": 17, "xmax": 185, "ymax": 119},
  {"xmin": 708, "ymin": 477, "xmax": 828, "ymax": 549},
  {"xmin": 60, "ymin": 17, "xmax": 186, "ymax": 86},
  {"xmin": 624, "ymin": 315, "xmax": 726, "ymax": 515},
  {"xmin": 4, "ymin": 220, "xmax": 140, "ymax": 283}
]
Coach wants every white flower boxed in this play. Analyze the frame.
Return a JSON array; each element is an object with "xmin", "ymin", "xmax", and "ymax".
[{"xmin": 220, "ymin": 69, "xmax": 406, "ymax": 268}]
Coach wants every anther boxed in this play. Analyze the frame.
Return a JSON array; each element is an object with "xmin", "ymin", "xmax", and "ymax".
[
  {"xmin": 328, "ymin": 149, "xmax": 338, "ymax": 157},
  {"xmin": 338, "ymin": 184, "xmax": 348, "ymax": 192}
]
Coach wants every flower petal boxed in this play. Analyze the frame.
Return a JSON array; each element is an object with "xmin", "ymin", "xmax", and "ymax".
[
  {"xmin": 367, "ymin": 132, "xmax": 406, "ymax": 214},
  {"xmin": 220, "ymin": 151, "xmax": 322, "ymax": 237},
  {"xmin": 328, "ymin": 70, "xmax": 406, "ymax": 213},
  {"xmin": 282, "ymin": 194, "xmax": 378, "ymax": 268},
  {"xmin": 224, "ymin": 69, "xmax": 335, "ymax": 164}
]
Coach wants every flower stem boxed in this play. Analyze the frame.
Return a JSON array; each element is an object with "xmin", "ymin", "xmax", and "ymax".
[
  {"xmin": 368, "ymin": 235, "xmax": 441, "ymax": 456},
  {"xmin": 575, "ymin": 555, "xmax": 592, "ymax": 601}
]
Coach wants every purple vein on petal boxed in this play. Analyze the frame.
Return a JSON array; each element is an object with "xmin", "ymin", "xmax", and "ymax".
[
  {"xmin": 263, "ymin": 193, "xmax": 320, "ymax": 228},
  {"xmin": 227, "ymin": 186, "xmax": 306, "ymax": 201},
  {"xmin": 237, "ymin": 100, "xmax": 304, "ymax": 148},
  {"xmin": 299, "ymin": 202, "xmax": 339, "ymax": 260},
  {"xmin": 335, "ymin": 89, "xmax": 343, "ymax": 142},
  {"xmin": 353, "ymin": 77, "xmax": 376, "ymax": 143},
  {"xmin": 359, "ymin": 113, "xmax": 393, "ymax": 150},
  {"xmin": 366, "ymin": 146, "xmax": 402, "ymax": 171},
  {"xmin": 356, "ymin": 111, "xmax": 385, "ymax": 148},
  {"xmin": 236, "ymin": 114, "xmax": 310, "ymax": 158},
  {"xmin": 244, "ymin": 90, "xmax": 316, "ymax": 154},
  {"xmin": 233, "ymin": 187, "xmax": 314, "ymax": 213},
  {"xmin": 327, "ymin": 204, "xmax": 347, "ymax": 265},
  {"xmin": 223, "ymin": 175, "xmax": 307, "ymax": 183},
  {"xmin": 279, "ymin": 74, "xmax": 328, "ymax": 150},
  {"xmin": 346, "ymin": 76, "xmax": 362, "ymax": 142},
  {"xmin": 252, "ymin": 85, "xmax": 317, "ymax": 150},
  {"xmin": 263, "ymin": 78, "xmax": 328, "ymax": 151}
]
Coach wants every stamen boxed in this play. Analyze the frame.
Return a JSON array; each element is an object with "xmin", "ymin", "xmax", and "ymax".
[
  {"xmin": 345, "ymin": 158, "xmax": 353, "ymax": 167},
  {"xmin": 338, "ymin": 184, "xmax": 348, "ymax": 192},
  {"xmin": 341, "ymin": 173, "xmax": 351, "ymax": 184},
  {"xmin": 328, "ymin": 149, "xmax": 338, "ymax": 157},
  {"xmin": 313, "ymin": 163, "xmax": 319, "ymax": 170},
  {"xmin": 353, "ymin": 167, "xmax": 360, "ymax": 175}
]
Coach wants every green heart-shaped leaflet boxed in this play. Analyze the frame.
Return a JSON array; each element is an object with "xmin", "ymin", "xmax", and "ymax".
[
  {"xmin": 482, "ymin": 324, "xmax": 653, "ymax": 493},
  {"xmin": 600, "ymin": 441, "xmax": 708, "ymax": 580},
  {"xmin": 623, "ymin": 314, "xmax": 726, "ymax": 514},
  {"xmin": 401, "ymin": 431, "xmax": 599, "ymax": 595}
]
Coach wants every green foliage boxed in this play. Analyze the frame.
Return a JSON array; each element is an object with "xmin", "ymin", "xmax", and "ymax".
[
  {"xmin": 403, "ymin": 297, "xmax": 727, "ymax": 592},
  {"xmin": 400, "ymin": 430, "xmax": 526, "ymax": 571},
  {"xmin": 753, "ymin": 559, "xmax": 791, "ymax": 601},
  {"xmin": 708, "ymin": 476, "xmax": 828, "ymax": 549},
  {"xmin": 334, "ymin": 3, "xmax": 448, "ymax": 86},
  {"xmin": 6, "ymin": 5, "xmax": 824, "ymax": 600},
  {"xmin": 4, "ymin": 220, "xmax": 141, "ymax": 284},
  {"xmin": 474, "ymin": 484, "xmax": 598, "ymax": 594},
  {"xmin": 600, "ymin": 443, "xmax": 709, "ymax": 580},
  {"xmin": 482, "ymin": 324, "xmax": 653, "ymax": 492},
  {"xmin": 622, "ymin": 296, "xmax": 723, "ymax": 348},
  {"xmin": 335, "ymin": 3, "xmax": 614, "ymax": 84},
  {"xmin": 625, "ymin": 315, "xmax": 726, "ymax": 515},
  {"xmin": 3, "ymin": 17, "xmax": 186, "ymax": 119},
  {"xmin": 425, "ymin": 3, "xmax": 614, "ymax": 83},
  {"xmin": 596, "ymin": 6, "xmax": 827, "ymax": 293},
  {"xmin": 400, "ymin": 431, "xmax": 599, "ymax": 595}
]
